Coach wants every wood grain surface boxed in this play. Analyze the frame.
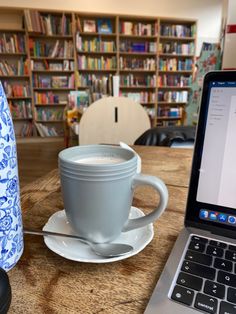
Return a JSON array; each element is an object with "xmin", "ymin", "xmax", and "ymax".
[{"xmin": 8, "ymin": 146, "xmax": 193, "ymax": 314}]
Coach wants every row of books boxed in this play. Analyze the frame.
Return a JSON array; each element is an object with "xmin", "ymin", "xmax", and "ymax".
[
  {"xmin": 158, "ymin": 90, "xmax": 188, "ymax": 103},
  {"xmin": 119, "ymin": 21, "xmax": 157, "ymax": 36},
  {"xmin": 29, "ymin": 39, "xmax": 74, "ymax": 58},
  {"xmin": 33, "ymin": 74, "xmax": 75, "ymax": 89},
  {"xmin": 31, "ymin": 59, "xmax": 74, "ymax": 71},
  {"xmin": 119, "ymin": 57, "xmax": 156, "ymax": 70},
  {"xmin": 157, "ymin": 106, "xmax": 183, "ymax": 118},
  {"xmin": 15, "ymin": 122, "xmax": 34, "ymax": 137},
  {"xmin": 79, "ymin": 74, "xmax": 112, "ymax": 94},
  {"xmin": 9, "ymin": 100, "xmax": 32, "ymax": 119},
  {"xmin": 119, "ymin": 41, "xmax": 156, "ymax": 53},
  {"xmin": 0, "ymin": 59, "xmax": 29, "ymax": 76},
  {"xmin": 24, "ymin": 10, "xmax": 72, "ymax": 35},
  {"xmin": 76, "ymin": 34, "xmax": 116, "ymax": 52},
  {"xmin": 158, "ymin": 75, "xmax": 192, "ymax": 87},
  {"xmin": 157, "ymin": 120, "xmax": 181, "ymax": 127},
  {"xmin": 160, "ymin": 24, "xmax": 195, "ymax": 38},
  {"xmin": 3, "ymin": 82, "xmax": 31, "ymax": 97},
  {"xmin": 34, "ymin": 91, "xmax": 60, "ymax": 104},
  {"xmin": 120, "ymin": 74, "xmax": 156, "ymax": 87},
  {"xmin": 120, "ymin": 92, "xmax": 156, "ymax": 103},
  {"xmin": 159, "ymin": 58, "xmax": 193, "ymax": 71},
  {"xmin": 78, "ymin": 56, "xmax": 117, "ymax": 70},
  {"xmin": 35, "ymin": 108, "xmax": 64, "ymax": 121},
  {"xmin": 0, "ymin": 34, "xmax": 25, "ymax": 54},
  {"xmin": 159, "ymin": 42, "xmax": 195, "ymax": 55},
  {"xmin": 68, "ymin": 90, "xmax": 91, "ymax": 110},
  {"xmin": 35, "ymin": 122, "xmax": 61, "ymax": 137},
  {"xmin": 80, "ymin": 18, "xmax": 113, "ymax": 34}
]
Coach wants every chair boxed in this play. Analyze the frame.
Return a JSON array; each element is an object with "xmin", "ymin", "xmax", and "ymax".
[
  {"xmin": 78, "ymin": 96, "xmax": 151, "ymax": 145},
  {"xmin": 134, "ymin": 125, "xmax": 196, "ymax": 148}
]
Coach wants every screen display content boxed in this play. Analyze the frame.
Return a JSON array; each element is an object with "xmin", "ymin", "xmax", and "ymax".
[{"xmin": 195, "ymin": 81, "xmax": 236, "ymax": 226}]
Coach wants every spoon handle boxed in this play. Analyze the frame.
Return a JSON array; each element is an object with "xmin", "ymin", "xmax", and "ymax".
[{"xmin": 23, "ymin": 228, "xmax": 89, "ymax": 244}]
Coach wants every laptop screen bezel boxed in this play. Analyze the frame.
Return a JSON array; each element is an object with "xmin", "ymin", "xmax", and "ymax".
[{"xmin": 185, "ymin": 71, "xmax": 236, "ymax": 238}]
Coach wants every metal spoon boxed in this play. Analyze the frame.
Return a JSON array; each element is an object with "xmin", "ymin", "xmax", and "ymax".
[{"xmin": 24, "ymin": 228, "xmax": 133, "ymax": 258}]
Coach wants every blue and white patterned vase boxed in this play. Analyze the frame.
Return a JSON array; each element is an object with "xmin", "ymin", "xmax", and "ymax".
[{"xmin": 0, "ymin": 82, "xmax": 23, "ymax": 271}]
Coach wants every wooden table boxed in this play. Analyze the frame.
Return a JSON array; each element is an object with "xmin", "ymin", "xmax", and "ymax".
[{"xmin": 8, "ymin": 146, "xmax": 193, "ymax": 314}]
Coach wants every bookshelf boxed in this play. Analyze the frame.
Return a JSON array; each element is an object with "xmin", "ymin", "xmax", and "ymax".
[
  {"xmin": 157, "ymin": 18, "xmax": 196, "ymax": 126},
  {"xmin": 25, "ymin": 9, "xmax": 75, "ymax": 137},
  {"xmin": 0, "ymin": 8, "xmax": 197, "ymax": 138},
  {"xmin": 75, "ymin": 13, "xmax": 117, "ymax": 102}
]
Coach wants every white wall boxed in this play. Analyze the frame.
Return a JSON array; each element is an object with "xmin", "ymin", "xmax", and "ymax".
[{"xmin": 0, "ymin": 0, "xmax": 223, "ymax": 55}]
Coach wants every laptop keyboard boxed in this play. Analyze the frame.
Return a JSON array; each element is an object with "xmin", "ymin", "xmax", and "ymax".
[{"xmin": 170, "ymin": 235, "xmax": 236, "ymax": 314}]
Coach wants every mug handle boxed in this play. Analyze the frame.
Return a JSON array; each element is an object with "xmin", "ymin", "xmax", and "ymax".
[{"xmin": 122, "ymin": 174, "xmax": 168, "ymax": 232}]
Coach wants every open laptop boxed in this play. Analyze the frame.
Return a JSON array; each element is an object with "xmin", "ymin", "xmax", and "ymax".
[{"xmin": 145, "ymin": 71, "xmax": 236, "ymax": 314}]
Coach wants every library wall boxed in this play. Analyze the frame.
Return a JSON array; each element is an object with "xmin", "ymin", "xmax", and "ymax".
[{"xmin": 0, "ymin": 0, "xmax": 223, "ymax": 55}]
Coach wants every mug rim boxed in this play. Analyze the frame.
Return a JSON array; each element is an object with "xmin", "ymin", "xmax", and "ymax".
[{"xmin": 58, "ymin": 145, "xmax": 136, "ymax": 169}]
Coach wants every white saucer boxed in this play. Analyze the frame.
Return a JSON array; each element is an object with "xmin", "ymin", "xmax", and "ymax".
[{"xmin": 43, "ymin": 206, "xmax": 154, "ymax": 263}]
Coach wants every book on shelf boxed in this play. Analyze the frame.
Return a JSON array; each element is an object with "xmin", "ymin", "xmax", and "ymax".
[
  {"xmin": 120, "ymin": 74, "xmax": 156, "ymax": 87},
  {"xmin": 33, "ymin": 74, "xmax": 75, "ymax": 89},
  {"xmin": 158, "ymin": 74, "xmax": 192, "ymax": 87},
  {"xmin": 120, "ymin": 21, "xmax": 157, "ymax": 36},
  {"xmin": 9, "ymin": 100, "xmax": 32, "ymax": 119},
  {"xmin": 76, "ymin": 34, "xmax": 116, "ymax": 52},
  {"xmin": 159, "ymin": 58, "xmax": 193, "ymax": 71},
  {"xmin": 3, "ymin": 82, "xmax": 31, "ymax": 97},
  {"xmin": 119, "ymin": 56, "xmax": 156, "ymax": 70},
  {"xmin": 24, "ymin": 10, "xmax": 72, "ymax": 35},
  {"xmin": 97, "ymin": 19, "xmax": 112, "ymax": 34},
  {"xmin": 160, "ymin": 24, "xmax": 195, "ymax": 37},
  {"xmin": 158, "ymin": 106, "xmax": 183, "ymax": 118},
  {"xmin": 119, "ymin": 40, "xmax": 156, "ymax": 53},
  {"xmin": 120, "ymin": 91, "xmax": 156, "ymax": 103},
  {"xmin": 31, "ymin": 59, "xmax": 74, "ymax": 71},
  {"xmin": 35, "ymin": 107, "xmax": 64, "ymax": 121},
  {"xmin": 159, "ymin": 42, "xmax": 195, "ymax": 55},
  {"xmin": 0, "ymin": 58, "xmax": 29, "ymax": 76},
  {"xmin": 0, "ymin": 33, "xmax": 26, "ymax": 54},
  {"xmin": 14, "ymin": 122, "xmax": 34, "ymax": 137},
  {"xmin": 83, "ymin": 20, "xmax": 96, "ymax": 33},
  {"xmin": 158, "ymin": 90, "xmax": 188, "ymax": 103},
  {"xmin": 34, "ymin": 91, "xmax": 59, "ymax": 104},
  {"xmin": 76, "ymin": 16, "xmax": 82, "ymax": 33},
  {"xmin": 78, "ymin": 55, "xmax": 117, "ymax": 70},
  {"xmin": 68, "ymin": 90, "xmax": 91, "ymax": 111},
  {"xmin": 29, "ymin": 39, "xmax": 74, "ymax": 58},
  {"xmin": 34, "ymin": 122, "xmax": 61, "ymax": 137}
]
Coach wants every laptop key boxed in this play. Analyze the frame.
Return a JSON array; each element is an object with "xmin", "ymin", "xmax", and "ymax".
[
  {"xmin": 191, "ymin": 236, "xmax": 208, "ymax": 243},
  {"xmin": 214, "ymin": 257, "xmax": 233, "ymax": 272},
  {"xmin": 227, "ymin": 287, "xmax": 236, "ymax": 304},
  {"xmin": 228, "ymin": 245, "xmax": 236, "ymax": 252},
  {"xmin": 188, "ymin": 240, "xmax": 206, "ymax": 253},
  {"xmin": 177, "ymin": 272, "xmax": 203, "ymax": 291},
  {"xmin": 185, "ymin": 250, "xmax": 213, "ymax": 266},
  {"xmin": 209, "ymin": 240, "xmax": 227, "ymax": 249},
  {"xmin": 225, "ymin": 250, "xmax": 236, "ymax": 262},
  {"xmin": 219, "ymin": 301, "xmax": 236, "ymax": 314},
  {"xmin": 181, "ymin": 260, "xmax": 216, "ymax": 280},
  {"xmin": 171, "ymin": 285, "xmax": 194, "ymax": 306},
  {"xmin": 217, "ymin": 271, "xmax": 236, "ymax": 288},
  {"xmin": 206, "ymin": 245, "xmax": 224, "ymax": 258},
  {"xmin": 204, "ymin": 280, "xmax": 225, "ymax": 299},
  {"xmin": 194, "ymin": 293, "xmax": 218, "ymax": 313}
]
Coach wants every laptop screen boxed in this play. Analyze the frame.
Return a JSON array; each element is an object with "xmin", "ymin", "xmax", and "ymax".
[{"xmin": 185, "ymin": 72, "xmax": 236, "ymax": 234}]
